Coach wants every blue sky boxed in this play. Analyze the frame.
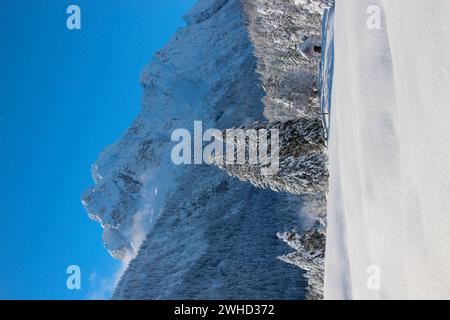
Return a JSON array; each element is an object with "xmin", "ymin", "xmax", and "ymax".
[{"xmin": 0, "ymin": 0, "xmax": 196, "ymax": 299}]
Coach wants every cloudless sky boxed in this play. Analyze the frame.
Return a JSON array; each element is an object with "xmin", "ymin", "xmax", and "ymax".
[{"xmin": 0, "ymin": 0, "xmax": 196, "ymax": 299}]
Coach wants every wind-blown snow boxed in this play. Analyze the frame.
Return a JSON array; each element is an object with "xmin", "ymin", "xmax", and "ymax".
[{"xmin": 325, "ymin": 0, "xmax": 450, "ymax": 299}]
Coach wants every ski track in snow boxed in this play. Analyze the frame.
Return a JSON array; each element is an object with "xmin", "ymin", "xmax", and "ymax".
[{"xmin": 319, "ymin": 7, "xmax": 334, "ymax": 141}]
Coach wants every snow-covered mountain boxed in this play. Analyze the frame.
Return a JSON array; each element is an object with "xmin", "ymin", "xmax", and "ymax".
[{"xmin": 82, "ymin": 0, "xmax": 328, "ymax": 299}]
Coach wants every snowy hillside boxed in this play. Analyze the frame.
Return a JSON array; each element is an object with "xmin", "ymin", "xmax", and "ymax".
[
  {"xmin": 83, "ymin": 0, "xmax": 329, "ymax": 299},
  {"xmin": 325, "ymin": 0, "xmax": 450, "ymax": 299}
]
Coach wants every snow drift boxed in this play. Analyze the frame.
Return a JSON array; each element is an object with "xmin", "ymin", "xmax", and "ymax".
[{"xmin": 325, "ymin": 0, "xmax": 450, "ymax": 299}]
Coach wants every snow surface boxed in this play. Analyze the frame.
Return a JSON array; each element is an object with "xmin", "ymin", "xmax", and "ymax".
[{"xmin": 325, "ymin": 0, "xmax": 450, "ymax": 299}]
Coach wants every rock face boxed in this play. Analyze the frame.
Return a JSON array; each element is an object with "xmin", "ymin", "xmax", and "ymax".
[{"xmin": 83, "ymin": 0, "xmax": 328, "ymax": 300}]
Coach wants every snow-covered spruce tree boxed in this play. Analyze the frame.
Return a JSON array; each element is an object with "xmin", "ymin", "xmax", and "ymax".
[
  {"xmin": 277, "ymin": 228, "xmax": 326, "ymax": 300},
  {"xmin": 293, "ymin": 0, "xmax": 335, "ymax": 15},
  {"xmin": 210, "ymin": 118, "xmax": 328, "ymax": 196}
]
